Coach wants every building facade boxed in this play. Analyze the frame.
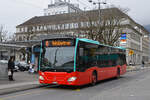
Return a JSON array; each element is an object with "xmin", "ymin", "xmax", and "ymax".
[
  {"xmin": 120, "ymin": 19, "xmax": 149, "ymax": 65},
  {"xmin": 142, "ymin": 36, "xmax": 149, "ymax": 62},
  {"xmin": 15, "ymin": 8, "xmax": 150, "ymax": 65}
]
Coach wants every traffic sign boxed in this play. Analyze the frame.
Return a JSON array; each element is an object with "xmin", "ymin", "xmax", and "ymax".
[{"xmin": 129, "ymin": 50, "xmax": 134, "ymax": 55}]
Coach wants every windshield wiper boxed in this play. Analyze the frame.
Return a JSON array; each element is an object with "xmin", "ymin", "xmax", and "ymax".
[{"xmin": 53, "ymin": 47, "xmax": 59, "ymax": 67}]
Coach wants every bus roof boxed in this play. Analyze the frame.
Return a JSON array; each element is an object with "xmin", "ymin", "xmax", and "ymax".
[
  {"xmin": 77, "ymin": 38, "xmax": 126, "ymax": 50},
  {"xmin": 78, "ymin": 38, "xmax": 100, "ymax": 45},
  {"xmin": 115, "ymin": 46, "xmax": 126, "ymax": 50}
]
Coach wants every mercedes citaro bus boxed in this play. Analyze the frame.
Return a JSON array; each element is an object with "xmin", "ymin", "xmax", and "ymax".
[{"xmin": 39, "ymin": 37, "xmax": 126, "ymax": 86}]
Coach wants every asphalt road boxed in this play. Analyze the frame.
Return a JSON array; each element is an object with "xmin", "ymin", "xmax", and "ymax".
[{"xmin": 1, "ymin": 69, "xmax": 150, "ymax": 100}]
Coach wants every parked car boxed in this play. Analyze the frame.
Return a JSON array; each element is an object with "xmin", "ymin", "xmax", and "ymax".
[{"xmin": 18, "ymin": 61, "xmax": 29, "ymax": 71}]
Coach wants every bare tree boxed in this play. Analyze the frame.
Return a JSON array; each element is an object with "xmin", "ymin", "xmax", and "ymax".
[
  {"xmin": 0, "ymin": 25, "xmax": 8, "ymax": 42},
  {"xmin": 9, "ymin": 33, "xmax": 17, "ymax": 42},
  {"xmin": 77, "ymin": 7, "xmax": 128, "ymax": 46},
  {"xmin": 34, "ymin": 7, "xmax": 128, "ymax": 46}
]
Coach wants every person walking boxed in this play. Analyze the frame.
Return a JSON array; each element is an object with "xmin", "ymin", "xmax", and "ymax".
[
  {"xmin": 142, "ymin": 60, "xmax": 145, "ymax": 69},
  {"xmin": 129, "ymin": 60, "xmax": 132, "ymax": 66},
  {"xmin": 8, "ymin": 56, "xmax": 15, "ymax": 81}
]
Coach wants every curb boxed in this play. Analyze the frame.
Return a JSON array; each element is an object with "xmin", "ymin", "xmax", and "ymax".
[
  {"xmin": 127, "ymin": 67, "xmax": 150, "ymax": 72},
  {"xmin": 127, "ymin": 69, "xmax": 140, "ymax": 72},
  {"xmin": 0, "ymin": 84, "xmax": 47, "ymax": 95},
  {"xmin": 126, "ymin": 65, "xmax": 141, "ymax": 72},
  {"xmin": 126, "ymin": 68, "xmax": 140, "ymax": 72}
]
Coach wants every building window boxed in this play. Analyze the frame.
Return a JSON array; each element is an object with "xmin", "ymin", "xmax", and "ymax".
[
  {"xmin": 130, "ymin": 32, "xmax": 140, "ymax": 42},
  {"xmin": 74, "ymin": 23, "xmax": 78, "ymax": 28},
  {"xmin": 61, "ymin": 24, "xmax": 64, "ymax": 30},
  {"xmin": 19, "ymin": 28, "xmax": 21, "ymax": 32},
  {"xmin": 37, "ymin": 26, "xmax": 39, "ymax": 31},
  {"xmin": 86, "ymin": 22, "xmax": 89, "ymax": 27},
  {"xmin": 25, "ymin": 27, "xmax": 27, "ymax": 32},
  {"xmin": 81, "ymin": 22, "xmax": 84, "ymax": 27},
  {"xmin": 40, "ymin": 26, "xmax": 43, "ymax": 31},
  {"xmin": 70, "ymin": 23, "xmax": 74, "ymax": 29},
  {"xmin": 16, "ymin": 28, "xmax": 20, "ymax": 33},
  {"xmin": 32, "ymin": 27, "xmax": 36, "ymax": 32},
  {"xmin": 65, "ymin": 24, "xmax": 69, "ymax": 29},
  {"xmin": 130, "ymin": 42, "xmax": 140, "ymax": 50},
  {"xmin": 18, "ymin": 36, "xmax": 22, "ymax": 41},
  {"xmin": 38, "ymin": 26, "xmax": 41, "ymax": 31},
  {"xmin": 84, "ymin": 22, "xmax": 88, "ymax": 27},
  {"xmin": 57, "ymin": 24, "xmax": 61, "ymax": 30},
  {"xmin": 47, "ymin": 25, "xmax": 51, "ymax": 30},
  {"xmin": 53, "ymin": 25, "xmax": 56, "ymax": 30},
  {"xmin": 51, "ymin": 25, "xmax": 54, "ymax": 30},
  {"xmin": 44, "ymin": 26, "xmax": 47, "ymax": 31}
]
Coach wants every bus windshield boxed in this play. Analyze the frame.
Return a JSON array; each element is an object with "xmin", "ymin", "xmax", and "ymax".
[{"xmin": 40, "ymin": 47, "xmax": 75, "ymax": 72}]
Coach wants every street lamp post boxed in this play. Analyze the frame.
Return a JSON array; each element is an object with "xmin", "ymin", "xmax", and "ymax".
[{"xmin": 89, "ymin": 0, "xmax": 106, "ymax": 24}]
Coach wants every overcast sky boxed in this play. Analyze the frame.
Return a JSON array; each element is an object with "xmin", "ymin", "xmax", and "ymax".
[{"xmin": 0, "ymin": 0, "xmax": 149, "ymax": 35}]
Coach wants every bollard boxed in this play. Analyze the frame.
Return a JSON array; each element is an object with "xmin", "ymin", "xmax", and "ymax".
[{"xmin": 0, "ymin": 60, "xmax": 8, "ymax": 80}]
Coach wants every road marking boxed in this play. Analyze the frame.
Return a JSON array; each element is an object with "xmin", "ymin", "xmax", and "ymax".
[{"xmin": 75, "ymin": 89, "xmax": 80, "ymax": 91}]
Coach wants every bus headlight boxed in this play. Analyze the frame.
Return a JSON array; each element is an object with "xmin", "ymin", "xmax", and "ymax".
[
  {"xmin": 39, "ymin": 76, "xmax": 44, "ymax": 80},
  {"xmin": 67, "ymin": 77, "xmax": 77, "ymax": 82},
  {"xmin": 41, "ymin": 72, "xmax": 44, "ymax": 75}
]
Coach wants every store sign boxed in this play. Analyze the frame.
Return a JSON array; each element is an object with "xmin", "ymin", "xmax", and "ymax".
[
  {"xmin": 120, "ymin": 33, "xmax": 127, "ymax": 44},
  {"xmin": 120, "ymin": 39, "xmax": 126, "ymax": 42},
  {"xmin": 120, "ymin": 33, "xmax": 127, "ymax": 40}
]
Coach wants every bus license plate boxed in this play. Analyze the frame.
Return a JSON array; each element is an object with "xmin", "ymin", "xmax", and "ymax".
[{"xmin": 52, "ymin": 82, "xmax": 58, "ymax": 84}]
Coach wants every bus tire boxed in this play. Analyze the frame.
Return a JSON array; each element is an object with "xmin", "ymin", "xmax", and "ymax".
[
  {"xmin": 117, "ymin": 68, "xmax": 120, "ymax": 79},
  {"xmin": 91, "ymin": 71, "xmax": 97, "ymax": 86}
]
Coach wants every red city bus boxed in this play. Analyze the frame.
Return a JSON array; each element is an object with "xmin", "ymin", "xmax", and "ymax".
[{"xmin": 38, "ymin": 37, "xmax": 126, "ymax": 86}]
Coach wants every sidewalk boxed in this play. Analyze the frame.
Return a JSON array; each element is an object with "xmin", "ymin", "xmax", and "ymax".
[
  {"xmin": 127, "ymin": 64, "xmax": 150, "ymax": 72},
  {"xmin": 0, "ymin": 71, "xmax": 41, "ymax": 95}
]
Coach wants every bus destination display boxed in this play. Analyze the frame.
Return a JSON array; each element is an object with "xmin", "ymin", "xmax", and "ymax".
[{"xmin": 44, "ymin": 39, "xmax": 75, "ymax": 47}]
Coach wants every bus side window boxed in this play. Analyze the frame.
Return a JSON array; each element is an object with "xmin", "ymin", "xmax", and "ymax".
[{"xmin": 79, "ymin": 48, "xmax": 84, "ymax": 56}]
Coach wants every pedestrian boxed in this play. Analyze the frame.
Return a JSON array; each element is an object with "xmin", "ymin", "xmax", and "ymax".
[
  {"xmin": 8, "ymin": 56, "xmax": 15, "ymax": 81},
  {"xmin": 129, "ymin": 60, "xmax": 132, "ymax": 66},
  {"xmin": 29, "ymin": 63, "xmax": 34, "ymax": 74},
  {"xmin": 142, "ymin": 60, "xmax": 145, "ymax": 68}
]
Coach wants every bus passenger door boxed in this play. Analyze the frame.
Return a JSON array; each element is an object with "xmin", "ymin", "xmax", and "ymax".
[
  {"xmin": 76, "ymin": 47, "xmax": 91, "ymax": 84},
  {"xmin": 97, "ymin": 60, "xmax": 107, "ymax": 80}
]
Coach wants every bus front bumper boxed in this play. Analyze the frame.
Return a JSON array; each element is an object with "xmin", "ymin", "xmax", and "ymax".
[{"xmin": 39, "ymin": 72, "xmax": 78, "ymax": 86}]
